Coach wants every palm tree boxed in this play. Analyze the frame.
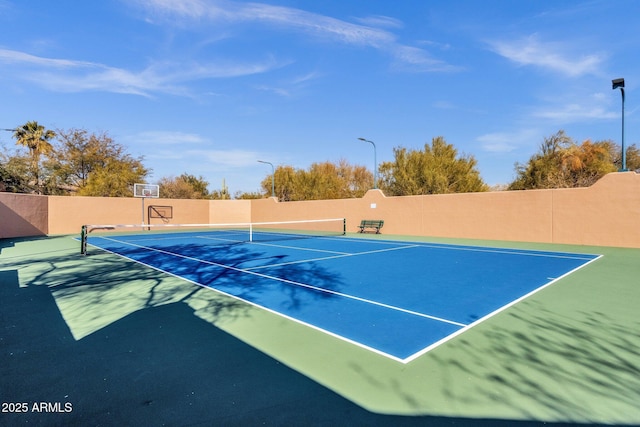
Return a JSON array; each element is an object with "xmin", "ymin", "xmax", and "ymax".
[{"xmin": 13, "ymin": 121, "xmax": 56, "ymax": 194}]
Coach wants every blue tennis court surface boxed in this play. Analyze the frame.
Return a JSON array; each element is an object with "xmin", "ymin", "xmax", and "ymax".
[{"xmin": 85, "ymin": 231, "xmax": 600, "ymax": 362}]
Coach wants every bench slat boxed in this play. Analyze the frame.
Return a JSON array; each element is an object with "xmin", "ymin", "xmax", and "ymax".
[{"xmin": 358, "ymin": 219, "xmax": 384, "ymax": 234}]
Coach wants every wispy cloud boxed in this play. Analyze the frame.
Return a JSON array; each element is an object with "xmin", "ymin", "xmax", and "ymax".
[
  {"xmin": 0, "ymin": 48, "xmax": 284, "ymax": 97},
  {"xmin": 150, "ymin": 148, "xmax": 261, "ymax": 168},
  {"xmin": 532, "ymin": 103, "xmax": 616, "ymax": 122},
  {"xmin": 132, "ymin": 131, "xmax": 208, "ymax": 145},
  {"xmin": 352, "ymin": 15, "xmax": 404, "ymax": 30},
  {"xmin": 139, "ymin": 0, "xmax": 394, "ymax": 46},
  {"xmin": 189, "ymin": 148, "xmax": 262, "ymax": 167},
  {"xmin": 130, "ymin": 127, "xmax": 262, "ymax": 166},
  {"xmin": 0, "ymin": 48, "xmax": 98, "ymax": 69},
  {"xmin": 477, "ymin": 129, "xmax": 540, "ymax": 153},
  {"xmin": 254, "ymin": 71, "xmax": 323, "ymax": 98},
  {"xmin": 528, "ymin": 90, "xmax": 618, "ymax": 123},
  {"xmin": 132, "ymin": 0, "xmax": 459, "ymax": 73},
  {"xmin": 1, "ymin": 1, "xmax": 461, "ymax": 99},
  {"xmin": 489, "ymin": 34, "xmax": 605, "ymax": 77},
  {"xmin": 391, "ymin": 45, "xmax": 461, "ymax": 72}
]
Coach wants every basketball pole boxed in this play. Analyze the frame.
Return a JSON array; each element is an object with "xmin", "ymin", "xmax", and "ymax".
[{"xmin": 134, "ymin": 183, "xmax": 159, "ymax": 230}]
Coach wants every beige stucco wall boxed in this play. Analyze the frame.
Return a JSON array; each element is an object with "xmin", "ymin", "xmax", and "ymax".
[
  {"xmin": 249, "ymin": 186, "xmax": 555, "ymax": 242},
  {"xmin": 209, "ymin": 199, "xmax": 251, "ymax": 224},
  {"xmin": 1, "ymin": 172, "xmax": 639, "ymax": 247},
  {"xmin": 249, "ymin": 172, "xmax": 639, "ymax": 248},
  {"xmin": 0, "ymin": 193, "xmax": 48, "ymax": 238},
  {"xmin": 551, "ymin": 173, "xmax": 640, "ymax": 247},
  {"xmin": 45, "ymin": 196, "xmax": 215, "ymax": 236}
]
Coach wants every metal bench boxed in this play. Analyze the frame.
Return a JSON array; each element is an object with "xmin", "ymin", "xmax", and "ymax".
[{"xmin": 358, "ymin": 219, "xmax": 384, "ymax": 234}]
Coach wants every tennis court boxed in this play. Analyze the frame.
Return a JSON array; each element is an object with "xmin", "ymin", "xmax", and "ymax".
[
  {"xmin": 82, "ymin": 220, "xmax": 600, "ymax": 363},
  {"xmin": 2, "ymin": 227, "xmax": 639, "ymax": 426}
]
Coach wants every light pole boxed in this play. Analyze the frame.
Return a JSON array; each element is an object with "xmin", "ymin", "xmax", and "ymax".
[
  {"xmin": 358, "ymin": 137, "xmax": 377, "ymax": 189},
  {"xmin": 1, "ymin": 128, "xmax": 17, "ymax": 141},
  {"xmin": 612, "ymin": 78, "xmax": 626, "ymax": 171},
  {"xmin": 257, "ymin": 160, "xmax": 275, "ymax": 198}
]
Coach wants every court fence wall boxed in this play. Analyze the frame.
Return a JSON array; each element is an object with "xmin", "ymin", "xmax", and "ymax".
[
  {"xmin": 0, "ymin": 172, "xmax": 638, "ymax": 248},
  {"xmin": 0, "ymin": 192, "xmax": 48, "ymax": 238},
  {"xmin": 250, "ymin": 172, "xmax": 640, "ymax": 248}
]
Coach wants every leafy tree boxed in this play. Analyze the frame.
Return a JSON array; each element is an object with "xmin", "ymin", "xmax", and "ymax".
[
  {"xmin": 209, "ymin": 178, "xmax": 230, "ymax": 200},
  {"xmin": 45, "ymin": 128, "xmax": 149, "ymax": 196},
  {"xmin": 378, "ymin": 136, "xmax": 487, "ymax": 195},
  {"xmin": 509, "ymin": 130, "xmax": 618, "ymax": 190},
  {"xmin": 12, "ymin": 121, "xmax": 56, "ymax": 194},
  {"xmin": 182, "ymin": 174, "xmax": 210, "ymax": 197},
  {"xmin": 624, "ymin": 144, "xmax": 640, "ymax": 172},
  {"xmin": 0, "ymin": 150, "xmax": 30, "ymax": 193},
  {"xmin": 262, "ymin": 165, "xmax": 301, "ymax": 201},
  {"xmin": 302, "ymin": 161, "xmax": 364, "ymax": 200},
  {"xmin": 260, "ymin": 160, "xmax": 373, "ymax": 201},
  {"xmin": 46, "ymin": 129, "xmax": 108, "ymax": 192},
  {"xmin": 603, "ymin": 141, "xmax": 640, "ymax": 173},
  {"xmin": 564, "ymin": 139, "xmax": 618, "ymax": 186},
  {"xmin": 234, "ymin": 190, "xmax": 263, "ymax": 199},
  {"xmin": 210, "ymin": 189, "xmax": 231, "ymax": 200},
  {"xmin": 627, "ymin": 144, "xmax": 640, "ymax": 173},
  {"xmin": 79, "ymin": 156, "xmax": 149, "ymax": 197},
  {"xmin": 158, "ymin": 174, "xmax": 211, "ymax": 199},
  {"xmin": 350, "ymin": 163, "xmax": 374, "ymax": 196}
]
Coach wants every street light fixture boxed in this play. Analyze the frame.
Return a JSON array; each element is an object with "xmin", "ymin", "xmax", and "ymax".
[
  {"xmin": 1, "ymin": 128, "xmax": 17, "ymax": 142},
  {"xmin": 612, "ymin": 78, "xmax": 626, "ymax": 171},
  {"xmin": 257, "ymin": 160, "xmax": 275, "ymax": 198},
  {"xmin": 358, "ymin": 137, "xmax": 377, "ymax": 189}
]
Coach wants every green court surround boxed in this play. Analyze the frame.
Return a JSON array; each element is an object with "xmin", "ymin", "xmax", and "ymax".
[{"xmin": 1, "ymin": 233, "xmax": 639, "ymax": 426}]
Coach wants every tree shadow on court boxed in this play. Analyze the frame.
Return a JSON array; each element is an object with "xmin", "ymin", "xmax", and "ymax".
[
  {"xmin": 2, "ymin": 237, "xmax": 347, "ymax": 343},
  {"xmin": 0, "ymin": 238, "xmax": 15, "ymax": 254},
  {"xmin": 4, "ymin": 237, "xmax": 631, "ymax": 426},
  {"xmin": 2, "ymin": 266, "xmax": 606, "ymax": 427},
  {"xmin": 111, "ymin": 241, "xmax": 348, "ymax": 311},
  {"xmin": 423, "ymin": 299, "xmax": 640, "ymax": 424}
]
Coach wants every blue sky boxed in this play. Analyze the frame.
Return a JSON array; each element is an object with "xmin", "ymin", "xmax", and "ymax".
[{"xmin": 1, "ymin": 0, "xmax": 638, "ymax": 194}]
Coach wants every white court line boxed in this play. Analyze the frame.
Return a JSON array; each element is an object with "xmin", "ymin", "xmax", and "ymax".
[
  {"xmin": 120, "ymin": 231, "xmax": 245, "ymax": 244},
  {"xmin": 86, "ymin": 235, "xmax": 602, "ymax": 363},
  {"xmin": 409, "ymin": 243, "xmax": 597, "ymax": 261},
  {"xmin": 306, "ymin": 235, "xmax": 599, "ymax": 261},
  {"xmin": 401, "ymin": 254, "xmax": 604, "ymax": 363},
  {"xmin": 245, "ymin": 244, "xmax": 420, "ymax": 270},
  {"xmin": 92, "ymin": 236, "xmax": 466, "ymax": 328},
  {"xmin": 83, "ymin": 238, "xmax": 411, "ymax": 363},
  {"xmin": 246, "ymin": 241, "xmax": 352, "ymax": 255}
]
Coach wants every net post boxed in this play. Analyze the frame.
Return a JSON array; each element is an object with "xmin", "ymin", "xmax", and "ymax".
[
  {"xmin": 343, "ymin": 218, "xmax": 346, "ymax": 235},
  {"xmin": 80, "ymin": 225, "xmax": 87, "ymax": 255},
  {"xmin": 249, "ymin": 223, "xmax": 253, "ymax": 242}
]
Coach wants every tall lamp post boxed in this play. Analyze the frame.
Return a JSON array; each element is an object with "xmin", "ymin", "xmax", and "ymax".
[
  {"xmin": 257, "ymin": 160, "xmax": 275, "ymax": 198},
  {"xmin": 612, "ymin": 78, "xmax": 626, "ymax": 171},
  {"xmin": 1, "ymin": 128, "xmax": 17, "ymax": 141},
  {"xmin": 358, "ymin": 137, "xmax": 377, "ymax": 189}
]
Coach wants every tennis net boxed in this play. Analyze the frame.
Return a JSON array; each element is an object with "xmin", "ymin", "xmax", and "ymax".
[{"xmin": 80, "ymin": 218, "xmax": 346, "ymax": 255}]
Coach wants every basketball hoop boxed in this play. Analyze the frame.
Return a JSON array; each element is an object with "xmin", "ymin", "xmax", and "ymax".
[
  {"xmin": 134, "ymin": 183, "xmax": 160, "ymax": 198},
  {"xmin": 133, "ymin": 183, "xmax": 160, "ymax": 229}
]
